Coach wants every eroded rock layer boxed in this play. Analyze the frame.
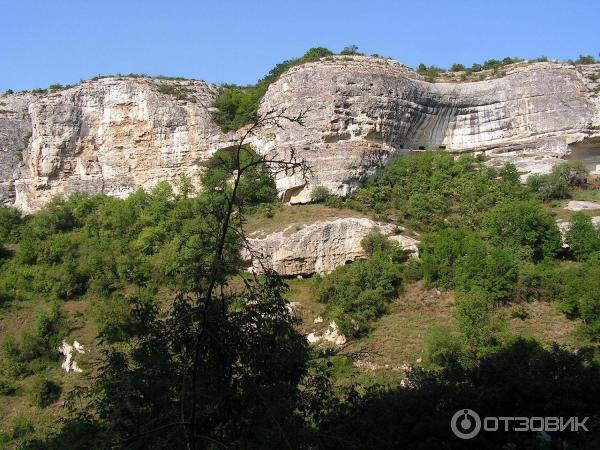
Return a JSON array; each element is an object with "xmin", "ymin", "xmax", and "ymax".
[
  {"xmin": 1, "ymin": 57, "xmax": 599, "ymax": 210},
  {"xmin": 242, "ymin": 217, "xmax": 419, "ymax": 276}
]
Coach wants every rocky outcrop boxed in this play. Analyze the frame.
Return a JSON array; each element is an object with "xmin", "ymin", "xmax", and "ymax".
[
  {"xmin": 255, "ymin": 57, "xmax": 600, "ymax": 201},
  {"xmin": 1, "ymin": 57, "xmax": 599, "ymax": 210},
  {"xmin": 242, "ymin": 217, "xmax": 419, "ymax": 276},
  {"xmin": 1, "ymin": 77, "xmax": 223, "ymax": 212}
]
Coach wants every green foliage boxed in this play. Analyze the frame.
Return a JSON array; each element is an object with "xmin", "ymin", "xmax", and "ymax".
[
  {"xmin": 528, "ymin": 161, "xmax": 589, "ymax": 201},
  {"xmin": 566, "ymin": 212, "xmax": 600, "ymax": 261},
  {"xmin": 340, "ymin": 44, "xmax": 363, "ymax": 56},
  {"xmin": 156, "ymin": 83, "xmax": 194, "ymax": 101},
  {"xmin": 482, "ymin": 199, "xmax": 561, "ymax": 260},
  {"xmin": 212, "ymin": 47, "xmax": 334, "ymax": 131},
  {"xmin": 572, "ymin": 54, "xmax": 597, "ymax": 65},
  {"xmin": 416, "ymin": 64, "xmax": 445, "ymax": 81},
  {"xmin": 420, "ymin": 228, "xmax": 519, "ymax": 301},
  {"xmin": 449, "ymin": 63, "xmax": 466, "ymax": 72},
  {"xmin": 527, "ymin": 172, "xmax": 570, "ymax": 201},
  {"xmin": 352, "ymin": 151, "xmax": 527, "ymax": 231},
  {"xmin": 202, "ymin": 146, "xmax": 278, "ymax": 206},
  {"xmin": 454, "ymin": 289, "xmax": 506, "ymax": 358},
  {"xmin": 309, "ymin": 185, "xmax": 331, "ymax": 203},
  {"xmin": 420, "ymin": 228, "xmax": 481, "ymax": 288},
  {"xmin": 0, "ymin": 206, "xmax": 21, "ymax": 245},
  {"xmin": 315, "ymin": 240, "xmax": 405, "ymax": 336},
  {"xmin": 3, "ymin": 304, "xmax": 64, "ymax": 377},
  {"xmin": 425, "ymin": 325, "xmax": 463, "ymax": 366},
  {"xmin": 401, "ymin": 256, "xmax": 423, "ymax": 283},
  {"xmin": 28, "ymin": 375, "xmax": 61, "ymax": 407},
  {"xmin": 11, "ymin": 415, "xmax": 34, "ymax": 439}
]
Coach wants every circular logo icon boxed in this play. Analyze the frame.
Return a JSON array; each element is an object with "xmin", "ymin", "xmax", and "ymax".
[{"xmin": 451, "ymin": 409, "xmax": 481, "ymax": 439}]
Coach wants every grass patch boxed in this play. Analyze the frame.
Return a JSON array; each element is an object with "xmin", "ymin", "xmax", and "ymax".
[{"xmin": 244, "ymin": 204, "xmax": 365, "ymax": 235}]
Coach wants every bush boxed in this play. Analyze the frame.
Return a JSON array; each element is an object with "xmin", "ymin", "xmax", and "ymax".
[
  {"xmin": 454, "ymin": 289, "xmax": 506, "ymax": 358},
  {"xmin": 420, "ymin": 228, "xmax": 481, "ymax": 288},
  {"xmin": 528, "ymin": 161, "xmax": 589, "ymax": 201},
  {"xmin": 425, "ymin": 325, "xmax": 463, "ymax": 366},
  {"xmin": 553, "ymin": 160, "xmax": 589, "ymax": 189},
  {"xmin": 0, "ymin": 376, "xmax": 16, "ymax": 395},
  {"xmin": 315, "ymin": 248, "xmax": 404, "ymax": 336},
  {"xmin": 566, "ymin": 212, "xmax": 600, "ymax": 261},
  {"xmin": 449, "ymin": 63, "xmax": 466, "ymax": 72},
  {"xmin": 310, "ymin": 185, "xmax": 331, "ymax": 203},
  {"xmin": 28, "ymin": 375, "xmax": 61, "ymax": 407},
  {"xmin": 360, "ymin": 229, "xmax": 395, "ymax": 256},
  {"xmin": 351, "ymin": 151, "xmax": 527, "ymax": 231},
  {"xmin": 340, "ymin": 45, "xmax": 362, "ymax": 56},
  {"xmin": 402, "ymin": 257, "xmax": 423, "ymax": 283},
  {"xmin": 482, "ymin": 200, "xmax": 561, "ymax": 260},
  {"xmin": 11, "ymin": 415, "xmax": 34, "ymax": 439},
  {"xmin": 527, "ymin": 173, "xmax": 569, "ymax": 201}
]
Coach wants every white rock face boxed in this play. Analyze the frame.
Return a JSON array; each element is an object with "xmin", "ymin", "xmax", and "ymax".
[
  {"xmin": 243, "ymin": 217, "xmax": 419, "ymax": 276},
  {"xmin": 1, "ymin": 77, "xmax": 223, "ymax": 212},
  {"xmin": 1, "ymin": 58, "xmax": 599, "ymax": 210},
  {"xmin": 58, "ymin": 340, "xmax": 85, "ymax": 373},
  {"xmin": 306, "ymin": 321, "xmax": 347, "ymax": 346},
  {"xmin": 565, "ymin": 200, "xmax": 600, "ymax": 211},
  {"xmin": 254, "ymin": 57, "xmax": 600, "ymax": 202}
]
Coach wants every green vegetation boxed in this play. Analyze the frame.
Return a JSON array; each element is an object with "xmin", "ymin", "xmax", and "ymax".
[
  {"xmin": 211, "ymin": 47, "xmax": 334, "ymax": 131},
  {"xmin": 28, "ymin": 375, "xmax": 61, "ymax": 407},
  {"xmin": 309, "ymin": 185, "xmax": 331, "ymax": 203},
  {"xmin": 314, "ymin": 231, "xmax": 405, "ymax": 335},
  {"xmin": 1, "ymin": 142, "xmax": 600, "ymax": 448},
  {"xmin": 352, "ymin": 151, "xmax": 528, "ymax": 231},
  {"xmin": 528, "ymin": 160, "xmax": 589, "ymax": 201},
  {"xmin": 156, "ymin": 82, "xmax": 194, "ymax": 101}
]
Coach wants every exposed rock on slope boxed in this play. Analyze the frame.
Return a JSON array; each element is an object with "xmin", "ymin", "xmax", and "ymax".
[
  {"xmin": 242, "ymin": 217, "xmax": 419, "ymax": 276},
  {"xmin": 1, "ymin": 57, "xmax": 599, "ymax": 210}
]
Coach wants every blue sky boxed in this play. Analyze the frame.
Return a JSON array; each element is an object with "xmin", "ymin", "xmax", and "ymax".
[{"xmin": 1, "ymin": 0, "xmax": 598, "ymax": 92}]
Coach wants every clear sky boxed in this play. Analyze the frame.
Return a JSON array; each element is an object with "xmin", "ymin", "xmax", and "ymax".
[{"xmin": 1, "ymin": 0, "xmax": 598, "ymax": 92}]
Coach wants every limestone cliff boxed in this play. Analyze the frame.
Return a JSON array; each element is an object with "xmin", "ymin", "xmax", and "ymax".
[
  {"xmin": 0, "ymin": 77, "xmax": 222, "ymax": 212},
  {"xmin": 1, "ymin": 57, "xmax": 599, "ymax": 210},
  {"xmin": 254, "ymin": 57, "xmax": 600, "ymax": 201}
]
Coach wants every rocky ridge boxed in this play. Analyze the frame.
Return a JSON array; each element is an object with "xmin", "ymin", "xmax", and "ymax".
[
  {"xmin": 242, "ymin": 217, "xmax": 419, "ymax": 276},
  {"xmin": 1, "ymin": 57, "xmax": 599, "ymax": 210}
]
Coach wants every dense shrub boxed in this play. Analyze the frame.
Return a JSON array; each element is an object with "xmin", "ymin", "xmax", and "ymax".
[
  {"xmin": 352, "ymin": 151, "xmax": 527, "ymax": 231},
  {"xmin": 28, "ymin": 375, "xmax": 61, "ymax": 407},
  {"xmin": 309, "ymin": 185, "xmax": 331, "ymax": 203},
  {"xmin": 425, "ymin": 325, "xmax": 463, "ymax": 366},
  {"xmin": 528, "ymin": 161, "xmax": 589, "ymax": 201},
  {"xmin": 420, "ymin": 228, "xmax": 519, "ymax": 301},
  {"xmin": 566, "ymin": 212, "xmax": 600, "ymax": 261},
  {"xmin": 315, "ymin": 239, "xmax": 405, "ymax": 336},
  {"xmin": 482, "ymin": 200, "xmax": 561, "ymax": 260},
  {"xmin": 3, "ymin": 304, "xmax": 64, "ymax": 377}
]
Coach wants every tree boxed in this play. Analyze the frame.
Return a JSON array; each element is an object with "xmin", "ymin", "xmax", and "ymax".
[
  {"xmin": 340, "ymin": 45, "xmax": 362, "ymax": 55},
  {"xmin": 58, "ymin": 108, "xmax": 313, "ymax": 449},
  {"xmin": 449, "ymin": 63, "xmax": 466, "ymax": 72},
  {"xmin": 566, "ymin": 213, "xmax": 600, "ymax": 261},
  {"xmin": 482, "ymin": 200, "xmax": 561, "ymax": 260}
]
